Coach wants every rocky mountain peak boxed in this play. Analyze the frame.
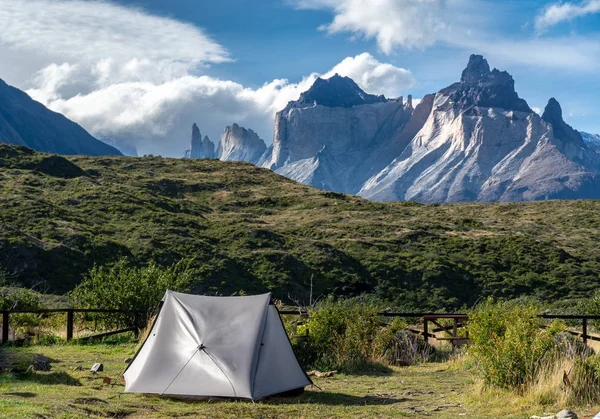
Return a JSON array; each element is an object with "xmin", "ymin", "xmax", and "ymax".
[
  {"xmin": 188, "ymin": 123, "xmax": 215, "ymax": 159},
  {"xmin": 292, "ymin": 73, "xmax": 387, "ymax": 109},
  {"xmin": 460, "ymin": 54, "xmax": 491, "ymax": 84},
  {"xmin": 441, "ymin": 55, "xmax": 531, "ymax": 113},
  {"xmin": 542, "ymin": 97, "xmax": 563, "ymax": 125},
  {"xmin": 542, "ymin": 98, "xmax": 585, "ymax": 147},
  {"xmin": 217, "ymin": 123, "xmax": 266, "ymax": 164}
]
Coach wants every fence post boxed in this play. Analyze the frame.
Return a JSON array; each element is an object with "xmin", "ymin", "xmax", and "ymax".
[
  {"xmin": 66, "ymin": 310, "xmax": 74, "ymax": 341},
  {"xmin": 2, "ymin": 311, "xmax": 8, "ymax": 344},
  {"xmin": 583, "ymin": 317, "xmax": 588, "ymax": 345},
  {"xmin": 423, "ymin": 318, "xmax": 429, "ymax": 344}
]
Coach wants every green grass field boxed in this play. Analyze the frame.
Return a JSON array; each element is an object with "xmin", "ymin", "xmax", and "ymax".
[
  {"xmin": 1, "ymin": 342, "xmax": 599, "ymax": 418},
  {"xmin": 2, "ymin": 144, "xmax": 600, "ymax": 310}
]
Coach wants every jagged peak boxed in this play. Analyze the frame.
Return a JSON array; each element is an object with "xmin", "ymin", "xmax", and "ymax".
[
  {"xmin": 542, "ymin": 97, "xmax": 562, "ymax": 124},
  {"xmin": 542, "ymin": 97, "xmax": 586, "ymax": 146},
  {"xmin": 461, "ymin": 55, "xmax": 491, "ymax": 84},
  {"xmin": 291, "ymin": 73, "xmax": 388, "ymax": 109},
  {"xmin": 440, "ymin": 54, "xmax": 531, "ymax": 113}
]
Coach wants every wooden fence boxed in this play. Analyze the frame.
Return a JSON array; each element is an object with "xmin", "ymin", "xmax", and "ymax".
[
  {"xmin": 1, "ymin": 308, "xmax": 146, "ymax": 344},
  {"xmin": 279, "ymin": 310, "xmax": 600, "ymax": 345},
  {"xmin": 3, "ymin": 309, "xmax": 600, "ymax": 346}
]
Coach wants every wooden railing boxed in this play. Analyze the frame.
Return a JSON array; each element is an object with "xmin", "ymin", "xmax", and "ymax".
[
  {"xmin": 1, "ymin": 308, "xmax": 146, "ymax": 344},
  {"xmin": 279, "ymin": 310, "xmax": 600, "ymax": 345}
]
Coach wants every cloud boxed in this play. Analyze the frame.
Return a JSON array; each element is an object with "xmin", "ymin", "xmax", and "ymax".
[
  {"xmin": 535, "ymin": 0, "xmax": 600, "ymax": 32},
  {"xmin": 0, "ymin": 0, "xmax": 414, "ymax": 156},
  {"xmin": 294, "ymin": 0, "xmax": 447, "ymax": 52},
  {"xmin": 291, "ymin": 0, "xmax": 600, "ymax": 71},
  {"xmin": 25, "ymin": 53, "xmax": 414, "ymax": 156},
  {"xmin": 324, "ymin": 53, "xmax": 416, "ymax": 97},
  {"xmin": 0, "ymin": 0, "xmax": 230, "ymax": 81}
]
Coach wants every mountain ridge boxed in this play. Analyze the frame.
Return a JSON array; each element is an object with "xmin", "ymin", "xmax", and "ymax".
[
  {"xmin": 256, "ymin": 54, "xmax": 600, "ymax": 203},
  {"xmin": 0, "ymin": 78, "xmax": 121, "ymax": 156}
]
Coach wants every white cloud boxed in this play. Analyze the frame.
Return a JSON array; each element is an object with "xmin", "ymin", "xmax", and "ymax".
[
  {"xmin": 25, "ymin": 54, "xmax": 414, "ymax": 156},
  {"xmin": 295, "ymin": 0, "xmax": 447, "ymax": 52},
  {"xmin": 0, "ymin": 0, "xmax": 229, "ymax": 80},
  {"xmin": 0, "ymin": 0, "xmax": 414, "ymax": 156},
  {"xmin": 324, "ymin": 53, "xmax": 416, "ymax": 97},
  {"xmin": 535, "ymin": 0, "xmax": 600, "ymax": 32},
  {"xmin": 291, "ymin": 0, "xmax": 600, "ymax": 71}
]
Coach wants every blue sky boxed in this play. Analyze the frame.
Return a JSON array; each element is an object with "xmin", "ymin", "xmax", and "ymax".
[
  {"xmin": 117, "ymin": 0, "xmax": 599, "ymax": 120},
  {"xmin": 0, "ymin": 0, "xmax": 598, "ymax": 155}
]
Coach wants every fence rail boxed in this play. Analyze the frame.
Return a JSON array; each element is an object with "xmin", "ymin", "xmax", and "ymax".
[
  {"xmin": 1, "ymin": 308, "xmax": 146, "ymax": 344},
  {"xmin": 279, "ymin": 310, "xmax": 600, "ymax": 345},
  {"xmin": 3, "ymin": 308, "xmax": 600, "ymax": 345}
]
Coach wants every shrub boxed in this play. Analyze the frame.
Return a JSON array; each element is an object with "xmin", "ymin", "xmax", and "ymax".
[
  {"xmin": 577, "ymin": 289, "xmax": 600, "ymax": 329},
  {"xmin": 374, "ymin": 318, "xmax": 435, "ymax": 366},
  {"xmin": 297, "ymin": 297, "xmax": 383, "ymax": 372},
  {"xmin": 294, "ymin": 298, "xmax": 429, "ymax": 372},
  {"xmin": 0, "ymin": 287, "xmax": 45, "ymax": 341},
  {"xmin": 70, "ymin": 258, "xmax": 196, "ymax": 328},
  {"xmin": 467, "ymin": 298, "xmax": 566, "ymax": 390}
]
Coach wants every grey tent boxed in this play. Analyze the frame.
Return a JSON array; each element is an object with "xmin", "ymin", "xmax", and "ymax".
[{"xmin": 124, "ymin": 291, "xmax": 311, "ymax": 399}]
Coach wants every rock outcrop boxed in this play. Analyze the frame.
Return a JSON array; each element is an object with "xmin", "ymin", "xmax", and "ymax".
[
  {"xmin": 265, "ymin": 55, "xmax": 600, "ymax": 203},
  {"xmin": 360, "ymin": 56, "xmax": 600, "ymax": 202},
  {"xmin": 217, "ymin": 123, "xmax": 266, "ymax": 164},
  {"xmin": 0, "ymin": 78, "xmax": 121, "ymax": 156},
  {"xmin": 262, "ymin": 75, "xmax": 412, "ymax": 193},
  {"xmin": 186, "ymin": 123, "xmax": 215, "ymax": 159}
]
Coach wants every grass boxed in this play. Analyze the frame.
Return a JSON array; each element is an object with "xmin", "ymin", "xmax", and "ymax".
[
  {"xmin": 1, "ymin": 343, "xmax": 600, "ymax": 418},
  {"xmin": 2, "ymin": 144, "xmax": 600, "ymax": 309}
]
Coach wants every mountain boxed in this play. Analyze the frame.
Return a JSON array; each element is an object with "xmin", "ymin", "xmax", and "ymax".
[
  {"xmin": 2, "ymin": 143, "xmax": 600, "ymax": 309},
  {"xmin": 217, "ymin": 123, "xmax": 266, "ymax": 164},
  {"xmin": 261, "ymin": 75, "xmax": 411, "ymax": 193},
  {"xmin": 185, "ymin": 123, "xmax": 215, "ymax": 159},
  {"xmin": 0, "ymin": 78, "xmax": 121, "ymax": 156},
  {"xmin": 263, "ymin": 55, "xmax": 600, "ymax": 203},
  {"xmin": 581, "ymin": 132, "xmax": 600, "ymax": 153}
]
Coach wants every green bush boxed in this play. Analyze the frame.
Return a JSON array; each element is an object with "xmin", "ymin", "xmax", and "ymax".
[
  {"xmin": 297, "ymin": 297, "xmax": 383, "ymax": 372},
  {"xmin": 0, "ymin": 287, "xmax": 44, "ymax": 334},
  {"xmin": 294, "ymin": 298, "xmax": 428, "ymax": 372},
  {"xmin": 70, "ymin": 258, "xmax": 196, "ymax": 328},
  {"xmin": 577, "ymin": 289, "xmax": 600, "ymax": 329},
  {"xmin": 373, "ymin": 318, "xmax": 435, "ymax": 365},
  {"xmin": 467, "ymin": 298, "xmax": 565, "ymax": 389},
  {"xmin": 570, "ymin": 353, "xmax": 600, "ymax": 405}
]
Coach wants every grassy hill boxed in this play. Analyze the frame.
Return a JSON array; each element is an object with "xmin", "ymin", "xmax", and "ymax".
[{"xmin": 1, "ymin": 144, "xmax": 599, "ymax": 310}]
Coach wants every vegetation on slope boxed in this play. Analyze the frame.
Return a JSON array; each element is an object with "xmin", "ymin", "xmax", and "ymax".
[{"xmin": 1, "ymin": 144, "xmax": 600, "ymax": 309}]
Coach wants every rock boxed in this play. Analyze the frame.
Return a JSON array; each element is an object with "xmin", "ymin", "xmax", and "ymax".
[
  {"xmin": 306, "ymin": 370, "xmax": 337, "ymax": 378},
  {"xmin": 90, "ymin": 363, "xmax": 104, "ymax": 373},
  {"xmin": 124, "ymin": 358, "xmax": 133, "ymax": 364},
  {"xmin": 261, "ymin": 54, "xmax": 600, "ymax": 204},
  {"xmin": 293, "ymin": 74, "xmax": 387, "ymax": 109},
  {"xmin": 188, "ymin": 123, "xmax": 215, "ymax": 159},
  {"xmin": 556, "ymin": 409, "xmax": 577, "ymax": 419},
  {"xmin": 74, "ymin": 365, "xmax": 83, "ymax": 371},
  {"xmin": 32, "ymin": 355, "xmax": 51, "ymax": 371},
  {"xmin": 216, "ymin": 123, "xmax": 266, "ymax": 165}
]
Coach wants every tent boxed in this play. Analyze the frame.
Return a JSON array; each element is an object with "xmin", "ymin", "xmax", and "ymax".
[{"xmin": 123, "ymin": 291, "xmax": 312, "ymax": 399}]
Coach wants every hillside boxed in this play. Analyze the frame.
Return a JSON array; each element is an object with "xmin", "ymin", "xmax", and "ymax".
[
  {"xmin": 1, "ymin": 144, "xmax": 599, "ymax": 309},
  {"xmin": 0, "ymin": 78, "xmax": 121, "ymax": 156}
]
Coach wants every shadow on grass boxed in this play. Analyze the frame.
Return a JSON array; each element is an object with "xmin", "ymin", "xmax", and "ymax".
[
  {"xmin": 4, "ymin": 392, "xmax": 37, "ymax": 397},
  {"xmin": 268, "ymin": 391, "xmax": 407, "ymax": 406},
  {"xmin": 6, "ymin": 371, "xmax": 82, "ymax": 386},
  {"xmin": 160, "ymin": 391, "xmax": 407, "ymax": 406}
]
